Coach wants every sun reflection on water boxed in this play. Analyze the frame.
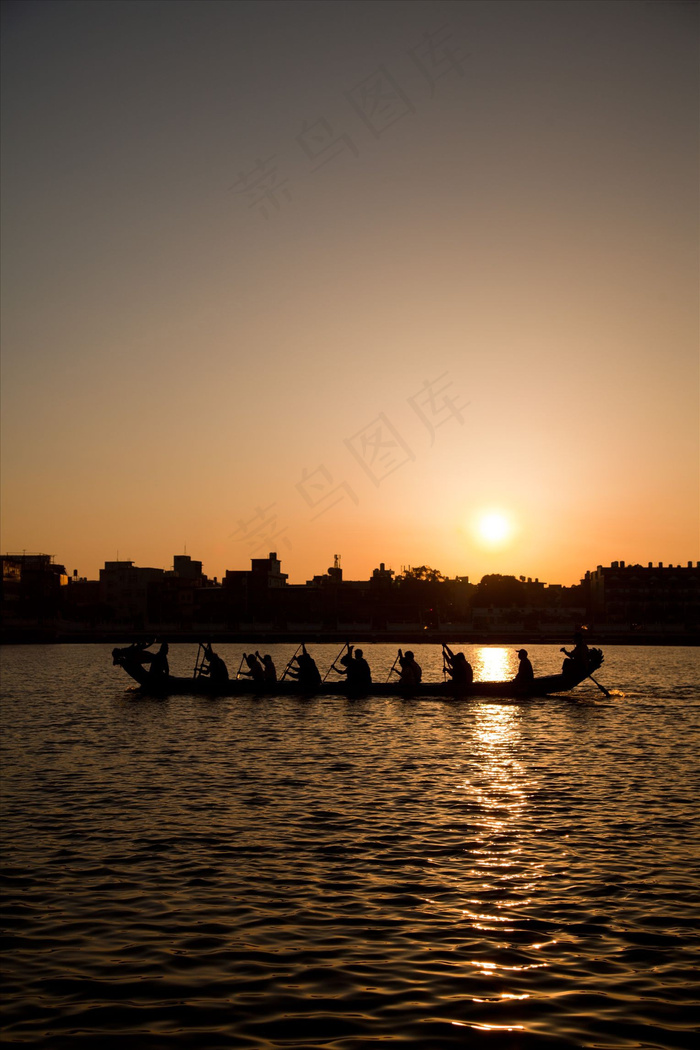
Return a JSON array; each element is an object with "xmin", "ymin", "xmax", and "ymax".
[
  {"xmin": 469, "ymin": 706, "xmax": 530, "ymax": 823},
  {"xmin": 474, "ymin": 646, "xmax": 513, "ymax": 682},
  {"xmin": 452, "ymin": 696, "xmax": 547, "ymax": 1028}
]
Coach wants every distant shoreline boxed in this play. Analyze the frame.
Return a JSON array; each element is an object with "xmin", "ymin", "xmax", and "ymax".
[{"xmin": 2, "ymin": 629, "xmax": 698, "ymax": 647}]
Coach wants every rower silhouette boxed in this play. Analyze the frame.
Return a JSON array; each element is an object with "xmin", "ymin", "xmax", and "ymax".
[
  {"xmin": 287, "ymin": 644, "xmax": 322, "ymax": 688},
  {"xmin": 149, "ymin": 641, "xmax": 169, "ymax": 679},
  {"xmin": 442, "ymin": 643, "xmax": 473, "ymax": 689},
  {"xmin": 201, "ymin": 643, "xmax": 229, "ymax": 682},
  {"xmin": 256, "ymin": 652, "xmax": 277, "ymax": 683},
  {"xmin": 513, "ymin": 648, "xmax": 534, "ymax": 685},
  {"xmin": 338, "ymin": 646, "xmax": 372, "ymax": 689},
  {"xmin": 561, "ymin": 631, "xmax": 591, "ymax": 678},
  {"xmin": 397, "ymin": 649, "xmax": 422, "ymax": 686},
  {"xmin": 241, "ymin": 652, "xmax": 265, "ymax": 683}
]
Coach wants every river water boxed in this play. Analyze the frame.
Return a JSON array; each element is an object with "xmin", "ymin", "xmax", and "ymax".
[{"xmin": 1, "ymin": 643, "xmax": 699, "ymax": 1049}]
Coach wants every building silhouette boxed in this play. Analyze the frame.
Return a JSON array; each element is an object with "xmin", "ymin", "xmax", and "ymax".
[
  {"xmin": 2, "ymin": 549, "xmax": 699, "ymax": 641},
  {"xmin": 584, "ymin": 561, "xmax": 700, "ymax": 628},
  {"xmin": 1, "ymin": 553, "xmax": 68, "ymax": 628}
]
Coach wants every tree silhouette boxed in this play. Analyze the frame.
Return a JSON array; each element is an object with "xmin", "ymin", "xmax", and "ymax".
[
  {"xmin": 396, "ymin": 565, "xmax": 446, "ymax": 584},
  {"xmin": 473, "ymin": 574, "xmax": 522, "ymax": 607}
]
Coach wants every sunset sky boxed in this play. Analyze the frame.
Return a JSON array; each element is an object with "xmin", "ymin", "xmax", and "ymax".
[{"xmin": 2, "ymin": 0, "xmax": 698, "ymax": 585}]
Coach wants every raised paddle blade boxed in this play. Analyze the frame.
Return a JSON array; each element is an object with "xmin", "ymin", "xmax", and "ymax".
[
  {"xmin": 323, "ymin": 642, "xmax": 348, "ymax": 682},
  {"xmin": 385, "ymin": 653, "xmax": 400, "ymax": 683},
  {"xmin": 193, "ymin": 643, "xmax": 204, "ymax": 679},
  {"xmin": 281, "ymin": 642, "xmax": 303, "ymax": 681}
]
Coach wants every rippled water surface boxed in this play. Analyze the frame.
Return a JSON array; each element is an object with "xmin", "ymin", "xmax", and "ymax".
[{"xmin": 2, "ymin": 643, "xmax": 699, "ymax": 1049}]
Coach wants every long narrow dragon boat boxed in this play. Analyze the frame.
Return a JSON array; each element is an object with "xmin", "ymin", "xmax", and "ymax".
[{"xmin": 112, "ymin": 644, "xmax": 605, "ymax": 698}]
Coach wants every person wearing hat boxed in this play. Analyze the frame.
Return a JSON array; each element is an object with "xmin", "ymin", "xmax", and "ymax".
[{"xmin": 513, "ymin": 649, "xmax": 534, "ymax": 685}]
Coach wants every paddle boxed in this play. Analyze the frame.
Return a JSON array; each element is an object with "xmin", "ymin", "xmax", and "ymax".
[
  {"xmin": 586, "ymin": 672, "xmax": 611, "ymax": 698},
  {"xmin": 281, "ymin": 643, "xmax": 303, "ymax": 681},
  {"xmin": 235, "ymin": 654, "xmax": 246, "ymax": 680},
  {"xmin": 193, "ymin": 642, "xmax": 206, "ymax": 679},
  {"xmin": 441, "ymin": 642, "xmax": 448, "ymax": 682},
  {"xmin": 385, "ymin": 652, "xmax": 400, "ymax": 683},
  {"xmin": 324, "ymin": 642, "xmax": 348, "ymax": 682}
]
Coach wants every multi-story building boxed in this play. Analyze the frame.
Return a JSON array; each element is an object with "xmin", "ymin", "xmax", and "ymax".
[
  {"xmin": 223, "ymin": 552, "xmax": 289, "ymax": 625},
  {"xmin": 99, "ymin": 560, "xmax": 165, "ymax": 628},
  {"xmin": 1, "ymin": 553, "xmax": 68, "ymax": 627},
  {"xmin": 584, "ymin": 561, "xmax": 700, "ymax": 627}
]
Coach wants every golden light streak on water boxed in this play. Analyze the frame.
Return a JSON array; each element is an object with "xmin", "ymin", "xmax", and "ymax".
[
  {"xmin": 470, "ymin": 1023, "xmax": 526, "ymax": 1031},
  {"xmin": 474, "ymin": 646, "xmax": 513, "ymax": 682},
  {"xmin": 460, "ymin": 698, "xmax": 550, "ymax": 1018}
]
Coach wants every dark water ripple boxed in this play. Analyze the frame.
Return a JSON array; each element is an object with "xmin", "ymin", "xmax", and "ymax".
[{"xmin": 1, "ymin": 644, "xmax": 699, "ymax": 1048}]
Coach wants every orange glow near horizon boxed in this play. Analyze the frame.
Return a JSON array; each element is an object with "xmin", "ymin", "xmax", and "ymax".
[{"xmin": 1, "ymin": 3, "xmax": 698, "ymax": 586}]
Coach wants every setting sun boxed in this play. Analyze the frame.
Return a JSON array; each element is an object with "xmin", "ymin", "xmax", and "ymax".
[{"xmin": 476, "ymin": 512, "xmax": 513, "ymax": 547}]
